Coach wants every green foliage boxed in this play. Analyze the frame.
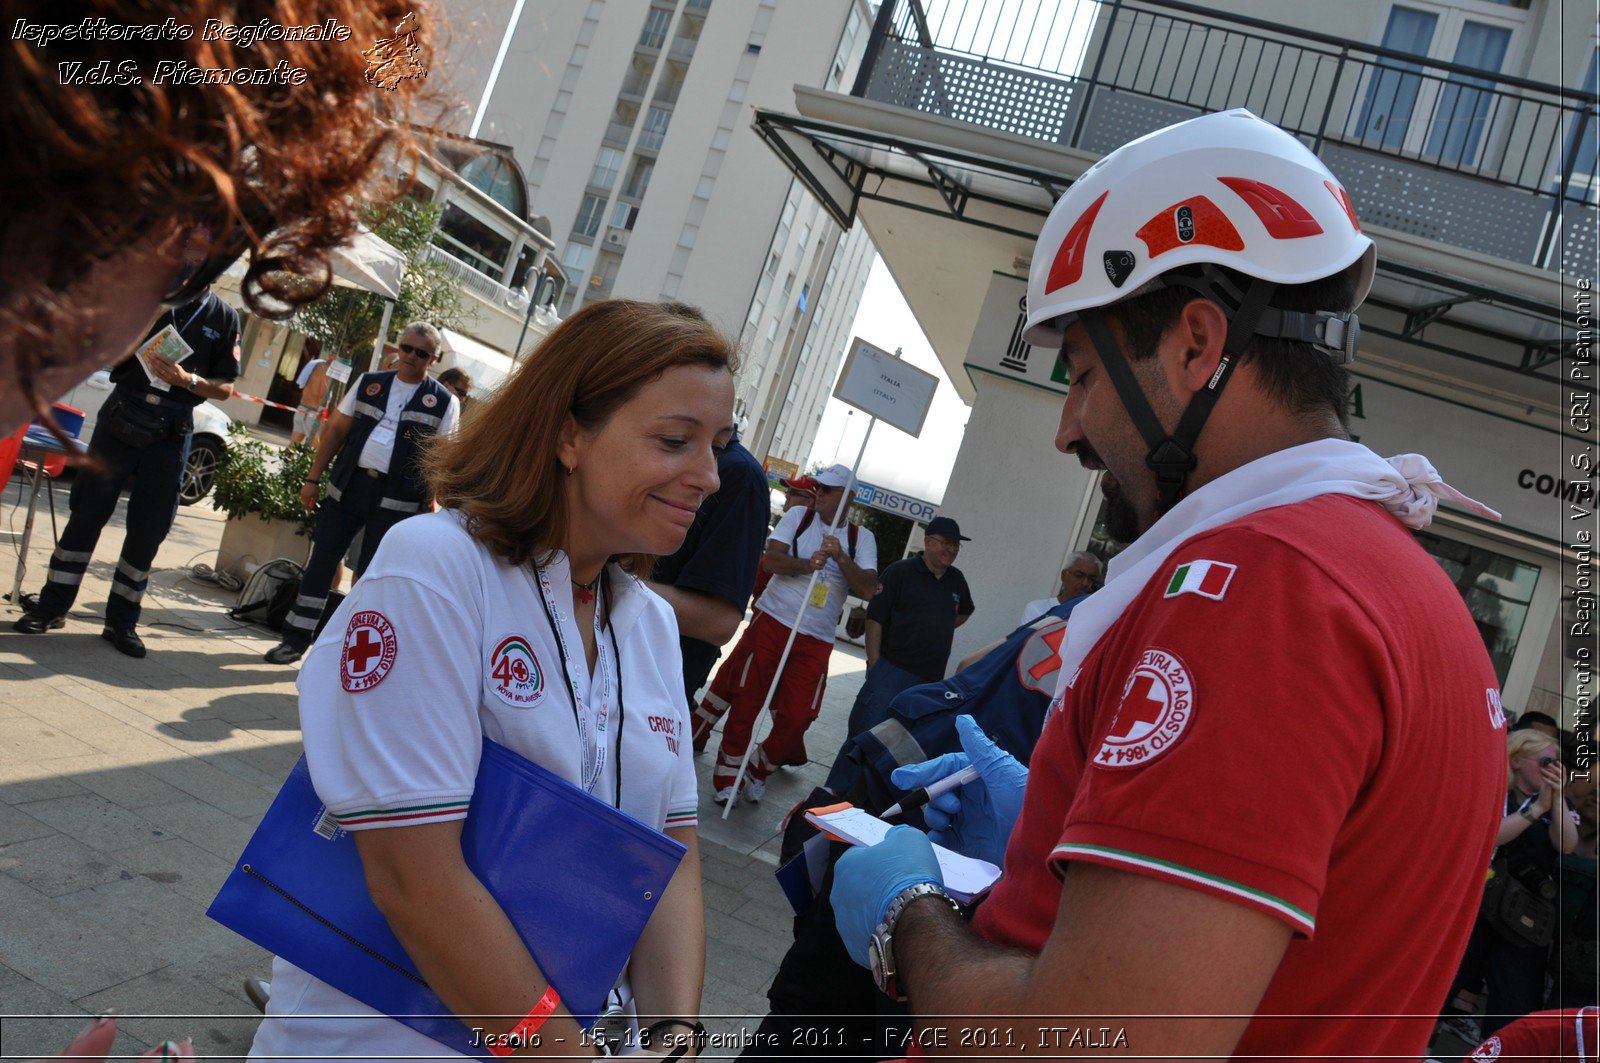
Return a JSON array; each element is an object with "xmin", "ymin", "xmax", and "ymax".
[
  {"xmin": 293, "ymin": 198, "xmax": 472, "ymax": 375},
  {"xmin": 852, "ymin": 504, "xmax": 913, "ymax": 567},
  {"xmin": 212, "ymin": 423, "xmax": 319, "ymax": 534}
]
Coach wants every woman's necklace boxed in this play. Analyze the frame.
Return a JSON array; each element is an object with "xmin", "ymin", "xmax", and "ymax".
[{"xmin": 573, "ymin": 572, "xmax": 601, "ymax": 605}]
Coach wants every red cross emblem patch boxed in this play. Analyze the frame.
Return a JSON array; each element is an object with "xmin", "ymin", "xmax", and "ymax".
[
  {"xmin": 341, "ymin": 610, "xmax": 398, "ymax": 692},
  {"xmin": 1486, "ymin": 687, "xmax": 1506, "ymax": 729},
  {"xmin": 1015, "ymin": 616, "xmax": 1068, "ymax": 694},
  {"xmin": 1094, "ymin": 647, "xmax": 1194, "ymax": 770},
  {"xmin": 423, "ymin": 393, "xmax": 437, "ymax": 408}
]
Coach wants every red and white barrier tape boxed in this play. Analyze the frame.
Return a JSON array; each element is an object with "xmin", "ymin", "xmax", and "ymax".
[{"xmin": 231, "ymin": 391, "xmax": 328, "ymax": 418}]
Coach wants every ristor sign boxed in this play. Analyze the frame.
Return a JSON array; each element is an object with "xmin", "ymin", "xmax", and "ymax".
[{"xmin": 853, "ymin": 481, "xmax": 938, "ymax": 522}]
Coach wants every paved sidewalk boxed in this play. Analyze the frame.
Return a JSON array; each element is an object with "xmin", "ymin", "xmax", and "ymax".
[{"xmin": 0, "ymin": 477, "xmax": 869, "ymax": 1059}]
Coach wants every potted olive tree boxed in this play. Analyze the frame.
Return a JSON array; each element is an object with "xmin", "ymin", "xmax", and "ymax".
[{"xmin": 212, "ymin": 423, "xmax": 318, "ymax": 579}]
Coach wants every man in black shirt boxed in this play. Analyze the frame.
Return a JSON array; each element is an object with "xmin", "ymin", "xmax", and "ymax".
[
  {"xmin": 649, "ymin": 431, "xmax": 770, "ymax": 708},
  {"xmin": 13, "ymin": 291, "xmax": 240, "ymax": 657},
  {"xmin": 824, "ymin": 515, "xmax": 975, "ymax": 791}
]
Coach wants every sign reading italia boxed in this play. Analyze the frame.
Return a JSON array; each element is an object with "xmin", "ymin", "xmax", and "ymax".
[{"xmin": 833, "ymin": 337, "xmax": 939, "ymax": 436}]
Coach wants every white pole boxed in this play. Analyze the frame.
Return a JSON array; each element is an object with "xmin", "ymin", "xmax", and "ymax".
[
  {"xmin": 373, "ymin": 298, "xmax": 397, "ymax": 368},
  {"xmin": 470, "ymin": 0, "xmax": 528, "ymax": 140},
  {"xmin": 721, "ymin": 417, "xmax": 877, "ymax": 818}
]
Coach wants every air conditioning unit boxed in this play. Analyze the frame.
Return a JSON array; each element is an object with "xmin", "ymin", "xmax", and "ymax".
[{"xmin": 605, "ymin": 231, "xmax": 626, "ymax": 247}]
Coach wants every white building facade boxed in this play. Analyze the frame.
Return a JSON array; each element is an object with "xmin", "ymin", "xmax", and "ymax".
[
  {"xmin": 436, "ymin": 0, "xmax": 878, "ymax": 460},
  {"xmin": 753, "ymin": 0, "xmax": 1596, "ymax": 729}
]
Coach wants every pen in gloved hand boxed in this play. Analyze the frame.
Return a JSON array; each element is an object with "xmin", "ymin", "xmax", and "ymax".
[{"xmin": 880, "ymin": 764, "xmax": 980, "ymax": 821}]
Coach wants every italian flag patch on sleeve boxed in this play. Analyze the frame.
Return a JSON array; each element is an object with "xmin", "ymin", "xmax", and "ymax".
[{"xmin": 1164, "ymin": 559, "xmax": 1236, "ymax": 601}]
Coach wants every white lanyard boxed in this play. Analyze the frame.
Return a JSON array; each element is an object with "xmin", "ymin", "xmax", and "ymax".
[
  {"xmin": 171, "ymin": 300, "xmax": 207, "ymax": 353},
  {"xmin": 535, "ymin": 564, "xmax": 615, "ymax": 796}
]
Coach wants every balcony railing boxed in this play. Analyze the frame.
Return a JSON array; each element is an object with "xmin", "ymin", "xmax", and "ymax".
[
  {"xmin": 668, "ymin": 37, "xmax": 697, "ymax": 64},
  {"xmin": 602, "ymin": 121, "xmax": 633, "ymax": 149},
  {"xmin": 426, "ymin": 244, "xmax": 521, "ymax": 307},
  {"xmin": 854, "ymin": 0, "xmax": 1598, "ymax": 273}
]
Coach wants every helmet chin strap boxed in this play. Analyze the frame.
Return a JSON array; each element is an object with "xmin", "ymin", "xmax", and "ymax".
[{"xmin": 1076, "ymin": 269, "xmax": 1280, "ymax": 521}]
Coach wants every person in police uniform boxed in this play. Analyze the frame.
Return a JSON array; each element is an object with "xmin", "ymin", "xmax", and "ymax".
[
  {"xmin": 13, "ymin": 289, "xmax": 240, "ymax": 657},
  {"xmin": 263, "ymin": 321, "xmax": 458, "ymax": 664}
]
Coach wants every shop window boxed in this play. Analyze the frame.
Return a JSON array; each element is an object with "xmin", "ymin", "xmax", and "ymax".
[
  {"xmin": 590, "ymin": 148, "xmax": 624, "ymax": 192},
  {"xmin": 1559, "ymin": 48, "xmax": 1599, "ymax": 204},
  {"xmin": 640, "ymin": 8, "xmax": 670, "ymax": 49},
  {"xmin": 625, "ymin": 158, "xmax": 655, "ymax": 199},
  {"xmin": 1353, "ymin": 2, "xmax": 1526, "ymax": 166},
  {"xmin": 459, "ymin": 153, "xmax": 527, "ymax": 218},
  {"xmin": 436, "ymin": 204, "xmax": 511, "ymax": 277},
  {"xmin": 574, "ymin": 193, "xmax": 606, "ymax": 238},
  {"xmin": 509, "ymin": 245, "xmax": 538, "ymax": 291},
  {"xmin": 610, "ymin": 201, "xmax": 640, "ymax": 229},
  {"xmin": 1414, "ymin": 529, "xmax": 1540, "ymax": 683},
  {"xmin": 639, "ymin": 106, "xmax": 672, "ymax": 151},
  {"xmin": 561, "ymin": 242, "xmax": 592, "ymax": 274}
]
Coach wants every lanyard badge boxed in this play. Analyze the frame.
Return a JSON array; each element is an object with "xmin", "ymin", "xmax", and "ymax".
[{"xmin": 535, "ymin": 563, "xmax": 615, "ymax": 797}]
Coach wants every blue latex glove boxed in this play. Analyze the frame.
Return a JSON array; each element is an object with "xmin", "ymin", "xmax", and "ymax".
[
  {"xmin": 890, "ymin": 715, "xmax": 1029, "ymax": 866},
  {"xmin": 830, "ymin": 825, "xmax": 943, "ymax": 968}
]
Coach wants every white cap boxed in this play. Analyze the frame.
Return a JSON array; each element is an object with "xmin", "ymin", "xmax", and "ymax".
[{"xmin": 813, "ymin": 464, "xmax": 854, "ymax": 488}]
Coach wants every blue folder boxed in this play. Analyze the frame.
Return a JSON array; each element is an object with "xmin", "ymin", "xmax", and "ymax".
[{"xmin": 208, "ymin": 737, "xmax": 686, "ymax": 1059}]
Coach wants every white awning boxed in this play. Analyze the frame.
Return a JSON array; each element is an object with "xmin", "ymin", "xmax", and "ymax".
[
  {"xmin": 221, "ymin": 225, "xmax": 406, "ymax": 300},
  {"xmin": 439, "ymin": 328, "xmax": 517, "ymax": 397},
  {"xmin": 328, "ymin": 227, "xmax": 406, "ymax": 300}
]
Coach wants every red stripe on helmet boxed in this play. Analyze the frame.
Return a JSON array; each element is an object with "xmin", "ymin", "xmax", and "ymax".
[
  {"xmin": 1217, "ymin": 177, "xmax": 1324, "ymax": 239},
  {"xmin": 1136, "ymin": 195, "xmax": 1245, "ymax": 258},
  {"xmin": 1324, "ymin": 180, "xmax": 1362, "ymax": 233},
  {"xmin": 1045, "ymin": 191, "xmax": 1109, "ymax": 294}
]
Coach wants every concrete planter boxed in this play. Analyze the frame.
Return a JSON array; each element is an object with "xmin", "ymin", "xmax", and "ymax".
[{"xmin": 216, "ymin": 513, "xmax": 312, "ymax": 581}]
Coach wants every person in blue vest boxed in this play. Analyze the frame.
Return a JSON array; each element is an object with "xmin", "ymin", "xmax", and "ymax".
[{"xmin": 263, "ymin": 322, "xmax": 458, "ymax": 664}]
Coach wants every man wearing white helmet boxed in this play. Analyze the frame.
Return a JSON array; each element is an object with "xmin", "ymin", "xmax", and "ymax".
[{"xmin": 829, "ymin": 110, "xmax": 1509, "ymax": 1058}]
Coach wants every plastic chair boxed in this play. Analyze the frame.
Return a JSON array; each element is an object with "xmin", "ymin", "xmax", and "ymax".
[
  {"xmin": 0, "ymin": 422, "xmax": 25, "ymax": 484},
  {"xmin": 35, "ymin": 404, "xmax": 84, "ymax": 478},
  {"xmin": 15, "ymin": 403, "xmax": 84, "ymax": 543}
]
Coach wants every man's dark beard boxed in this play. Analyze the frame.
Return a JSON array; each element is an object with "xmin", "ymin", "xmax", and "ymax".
[
  {"xmin": 1079, "ymin": 442, "xmax": 1142, "ymax": 545},
  {"xmin": 1102, "ymin": 480, "xmax": 1141, "ymax": 544}
]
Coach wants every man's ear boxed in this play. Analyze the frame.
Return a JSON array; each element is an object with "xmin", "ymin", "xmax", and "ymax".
[{"xmin": 1170, "ymin": 297, "xmax": 1231, "ymax": 397}]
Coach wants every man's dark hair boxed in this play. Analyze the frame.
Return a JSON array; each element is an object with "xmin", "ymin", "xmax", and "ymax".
[
  {"xmin": 1510, "ymin": 710, "xmax": 1560, "ymax": 733},
  {"xmin": 1099, "ymin": 264, "xmax": 1359, "ymax": 426},
  {"xmin": 439, "ymin": 367, "xmax": 472, "ymax": 389}
]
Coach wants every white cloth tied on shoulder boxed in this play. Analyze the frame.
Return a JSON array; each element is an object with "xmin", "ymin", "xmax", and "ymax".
[
  {"xmin": 1055, "ymin": 438, "xmax": 1500, "ymax": 687},
  {"xmin": 1377, "ymin": 452, "xmax": 1502, "ymax": 528}
]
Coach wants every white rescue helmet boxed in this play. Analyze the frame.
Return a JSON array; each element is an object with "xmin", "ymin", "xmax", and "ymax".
[{"xmin": 1023, "ymin": 109, "xmax": 1375, "ymax": 350}]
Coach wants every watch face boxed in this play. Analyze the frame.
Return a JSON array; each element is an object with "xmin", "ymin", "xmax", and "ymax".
[{"xmin": 868, "ymin": 934, "xmax": 888, "ymax": 988}]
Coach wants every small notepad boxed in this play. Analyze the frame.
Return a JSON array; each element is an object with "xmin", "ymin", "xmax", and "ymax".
[{"xmin": 805, "ymin": 803, "xmax": 1002, "ymax": 903}]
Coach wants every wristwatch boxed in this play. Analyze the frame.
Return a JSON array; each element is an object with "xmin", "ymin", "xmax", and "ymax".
[
  {"xmin": 185, "ymin": 375, "xmax": 199, "ymax": 392},
  {"xmin": 868, "ymin": 883, "xmax": 961, "ymax": 1001}
]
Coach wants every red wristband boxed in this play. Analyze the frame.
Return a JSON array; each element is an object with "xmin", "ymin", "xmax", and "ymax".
[{"xmin": 486, "ymin": 986, "xmax": 560, "ymax": 1058}]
